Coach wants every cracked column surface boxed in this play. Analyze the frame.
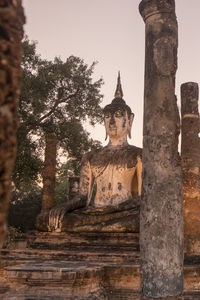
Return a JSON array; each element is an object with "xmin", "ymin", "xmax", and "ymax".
[
  {"xmin": 42, "ymin": 133, "xmax": 57, "ymax": 210},
  {"xmin": 139, "ymin": 0, "xmax": 183, "ymax": 297},
  {"xmin": 0, "ymin": 0, "xmax": 25, "ymax": 247},
  {"xmin": 181, "ymin": 82, "xmax": 200, "ymax": 256}
]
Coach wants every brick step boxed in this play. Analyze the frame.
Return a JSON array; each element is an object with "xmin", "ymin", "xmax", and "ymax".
[
  {"xmin": 1, "ymin": 289, "xmax": 107, "ymax": 300},
  {"xmin": 3, "ymin": 288, "xmax": 107, "ymax": 300},
  {"xmin": 3, "ymin": 260, "xmax": 200, "ymax": 297},
  {"xmin": 3, "ymin": 292, "xmax": 200, "ymax": 300},
  {"xmin": 3, "ymin": 261, "xmax": 108, "ymax": 299},
  {"xmin": 4, "ymin": 261, "xmax": 140, "ymax": 288},
  {"xmin": 8, "ymin": 231, "xmax": 138, "ymax": 254},
  {"xmin": 3, "ymin": 261, "xmax": 140, "ymax": 299},
  {"xmin": 107, "ymin": 290, "xmax": 200, "ymax": 300},
  {"xmin": 30, "ymin": 243, "xmax": 139, "ymax": 252},
  {"xmin": 27, "ymin": 231, "xmax": 139, "ymax": 249},
  {"xmin": 0, "ymin": 248, "xmax": 140, "ymax": 264}
]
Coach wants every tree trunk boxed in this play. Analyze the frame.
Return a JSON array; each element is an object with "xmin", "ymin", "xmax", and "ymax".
[
  {"xmin": 181, "ymin": 82, "xmax": 200, "ymax": 255},
  {"xmin": 42, "ymin": 133, "xmax": 57, "ymax": 210},
  {"xmin": 0, "ymin": 0, "xmax": 25, "ymax": 248},
  {"xmin": 139, "ymin": 0, "xmax": 183, "ymax": 297}
]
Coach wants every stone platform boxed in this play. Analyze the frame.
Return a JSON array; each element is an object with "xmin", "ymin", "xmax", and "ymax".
[{"xmin": 1, "ymin": 232, "xmax": 200, "ymax": 299}]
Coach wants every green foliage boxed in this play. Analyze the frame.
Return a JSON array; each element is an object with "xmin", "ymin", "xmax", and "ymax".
[
  {"xmin": 8, "ymin": 187, "xmax": 42, "ymax": 232},
  {"xmin": 4, "ymin": 227, "xmax": 24, "ymax": 249},
  {"xmin": 14, "ymin": 36, "xmax": 103, "ymax": 189},
  {"xmin": 55, "ymin": 160, "xmax": 75, "ymax": 204},
  {"xmin": 13, "ymin": 133, "xmax": 43, "ymax": 189},
  {"xmin": 55, "ymin": 178, "xmax": 68, "ymax": 205}
]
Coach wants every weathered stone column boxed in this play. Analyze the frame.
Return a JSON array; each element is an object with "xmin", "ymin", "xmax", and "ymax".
[
  {"xmin": 181, "ymin": 82, "xmax": 200, "ymax": 255},
  {"xmin": 0, "ymin": 0, "xmax": 25, "ymax": 247},
  {"xmin": 139, "ymin": 0, "xmax": 183, "ymax": 297},
  {"xmin": 42, "ymin": 133, "xmax": 57, "ymax": 210},
  {"xmin": 68, "ymin": 176, "xmax": 80, "ymax": 200}
]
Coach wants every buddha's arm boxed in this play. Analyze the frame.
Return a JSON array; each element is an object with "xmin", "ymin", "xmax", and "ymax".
[
  {"xmin": 46, "ymin": 154, "xmax": 93, "ymax": 231},
  {"xmin": 136, "ymin": 155, "xmax": 142, "ymax": 196},
  {"xmin": 63, "ymin": 154, "xmax": 93, "ymax": 210},
  {"xmin": 79, "ymin": 153, "xmax": 94, "ymax": 207}
]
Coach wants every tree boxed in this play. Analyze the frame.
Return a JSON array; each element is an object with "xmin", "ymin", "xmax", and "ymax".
[
  {"xmin": 13, "ymin": 37, "xmax": 103, "ymax": 189},
  {"xmin": 8, "ymin": 186, "xmax": 42, "ymax": 232}
]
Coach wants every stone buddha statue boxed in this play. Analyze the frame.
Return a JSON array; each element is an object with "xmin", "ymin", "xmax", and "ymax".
[{"xmin": 36, "ymin": 73, "xmax": 142, "ymax": 233}]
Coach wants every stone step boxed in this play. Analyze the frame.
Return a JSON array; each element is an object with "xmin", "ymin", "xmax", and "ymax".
[
  {"xmin": 3, "ymin": 260, "xmax": 200, "ymax": 297},
  {"xmin": 27, "ymin": 231, "xmax": 139, "ymax": 251},
  {"xmin": 184, "ymin": 264, "xmax": 200, "ymax": 291},
  {"xmin": 3, "ymin": 261, "xmax": 109, "ymax": 299},
  {"xmin": 0, "ymin": 248, "xmax": 140, "ymax": 264},
  {"xmin": 31, "ymin": 242, "xmax": 139, "ymax": 252},
  {"xmin": 1, "ymin": 249, "xmax": 198, "ymax": 269},
  {"xmin": 0, "ymin": 290, "xmax": 107, "ymax": 300},
  {"xmin": 3, "ymin": 288, "xmax": 107, "ymax": 300},
  {"xmin": 3, "ymin": 292, "xmax": 200, "ymax": 300},
  {"xmin": 2, "ymin": 231, "xmax": 200, "ymax": 299},
  {"xmin": 3, "ymin": 261, "xmax": 140, "ymax": 299},
  {"xmin": 29, "ymin": 231, "xmax": 139, "ymax": 241},
  {"xmin": 106, "ymin": 290, "xmax": 200, "ymax": 300}
]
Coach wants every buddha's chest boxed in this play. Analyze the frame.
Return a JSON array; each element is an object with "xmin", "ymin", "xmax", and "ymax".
[
  {"xmin": 93, "ymin": 163, "xmax": 136, "ymax": 190},
  {"xmin": 87, "ymin": 146, "xmax": 141, "ymax": 207},
  {"xmin": 91, "ymin": 162, "xmax": 136, "ymax": 181},
  {"xmin": 89, "ymin": 147, "xmax": 138, "ymax": 175}
]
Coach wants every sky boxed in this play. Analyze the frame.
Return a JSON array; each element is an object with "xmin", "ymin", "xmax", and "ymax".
[{"xmin": 22, "ymin": 0, "xmax": 200, "ymax": 148}]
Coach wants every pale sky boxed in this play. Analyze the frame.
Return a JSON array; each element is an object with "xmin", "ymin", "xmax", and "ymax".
[{"xmin": 22, "ymin": 0, "xmax": 200, "ymax": 148}]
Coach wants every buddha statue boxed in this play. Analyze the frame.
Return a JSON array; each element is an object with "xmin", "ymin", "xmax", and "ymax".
[{"xmin": 36, "ymin": 73, "xmax": 142, "ymax": 233}]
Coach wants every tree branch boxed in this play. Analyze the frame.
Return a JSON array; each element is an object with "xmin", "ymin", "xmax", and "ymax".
[{"xmin": 38, "ymin": 88, "xmax": 80, "ymax": 124}]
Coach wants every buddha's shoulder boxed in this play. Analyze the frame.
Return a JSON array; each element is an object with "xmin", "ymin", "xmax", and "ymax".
[
  {"xmin": 82, "ymin": 145, "xmax": 142, "ymax": 165},
  {"xmin": 81, "ymin": 147, "xmax": 103, "ymax": 163},
  {"xmin": 124, "ymin": 144, "xmax": 142, "ymax": 157}
]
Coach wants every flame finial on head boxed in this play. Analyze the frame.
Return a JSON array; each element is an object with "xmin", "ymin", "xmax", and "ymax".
[
  {"xmin": 114, "ymin": 71, "xmax": 124, "ymax": 99},
  {"xmin": 103, "ymin": 71, "xmax": 133, "ymax": 118}
]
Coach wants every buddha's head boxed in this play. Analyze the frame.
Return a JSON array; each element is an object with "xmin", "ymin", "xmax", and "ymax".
[{"xmin": 103, "ymin": 73, "xmax": 134, "ymax": 142}]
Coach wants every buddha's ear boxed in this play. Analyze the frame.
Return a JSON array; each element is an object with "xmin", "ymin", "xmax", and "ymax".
[
  {"xmin": 104, "ymin": 119, "xmax": 109, "ymax": 140},
  {"xmin": 127, "ymin": 113, "xmax": 134, "ymax": 139},
  {"xmin": 105, "ymin": 131, "xmax": 108, "ymax": 141},
  {"xmin": 105, "ymin": 125, "xmax": 108, "ymax": 141}
]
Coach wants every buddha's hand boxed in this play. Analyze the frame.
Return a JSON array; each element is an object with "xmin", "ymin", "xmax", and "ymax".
[
  {"xmin": 48, "ymin": 203, "xmax": 68, "ymax": 232},
  {"xmin": 48, "ymin": 196, "xmax": 87, "ymax": 232}
]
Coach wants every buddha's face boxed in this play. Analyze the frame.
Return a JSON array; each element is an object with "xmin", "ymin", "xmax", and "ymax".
[{"xmin": 104, "ymin": 108, "xmax": 133, "ymax": 139}]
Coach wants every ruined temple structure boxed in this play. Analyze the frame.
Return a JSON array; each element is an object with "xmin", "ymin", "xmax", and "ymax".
[
  {"xmin": 181, "ymin": 82, "xmax": 200, "ymax": 256},
  {"xmin": 0, "ymin": 0, "xmax": 25, "ymax": 248},
  {"xmin": 139, "ymin": 0, "xmax": 183, "ymax": 297},
  {"xmin": 1, "ymin": 76, "xmax": 200, "ymax": 299},
  {"xmin": 0, "ymin": 74, "xmax": 144, "ymax": 299},
  {"xmin": 1, "ymin": 0, "xmax": 200, "ymax": 299}
]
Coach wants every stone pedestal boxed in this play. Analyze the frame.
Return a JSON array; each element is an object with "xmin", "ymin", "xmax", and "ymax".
[
  {"xmin": 181, "ymin": 82, "xmax": 200, "ymax": 255},
  {"xmin": 139, "ymin": 0, "xmax": 183, "ymax": 297}
]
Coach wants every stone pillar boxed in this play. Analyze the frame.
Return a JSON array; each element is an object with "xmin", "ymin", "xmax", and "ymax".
[
  {"xmin": 181, "ymin": 82, "xmax": 200, "ymax": 255},
  {"xmin": 42, "ymin": 133, "xmax": 57, "ymax": 210},
  {"xmin": 68, "ymin": 176, "xmax": 80, "ymax": 200},
  {"xmin": 139, "ymin": 0, "xmax": 183, "ymax": 297},
  {"xmin": 0, "ymin": 0, "xmax": 25, "ymax": 247}
]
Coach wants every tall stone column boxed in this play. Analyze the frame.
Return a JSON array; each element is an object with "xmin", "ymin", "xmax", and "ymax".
[
  {"xmin": 0, "ymin": 0, "xmax": 25, "ymax": 247},
  {"xmin": 181, "ymin": 82, "xmax": 200, "ymax": 256},
  {"xmin": 139, "ymin": 0, "xmax": 183, "ymax": 297},
  {"xmin": 42, "ymin": 133, "xmax": 57, "ymax": 210}
]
